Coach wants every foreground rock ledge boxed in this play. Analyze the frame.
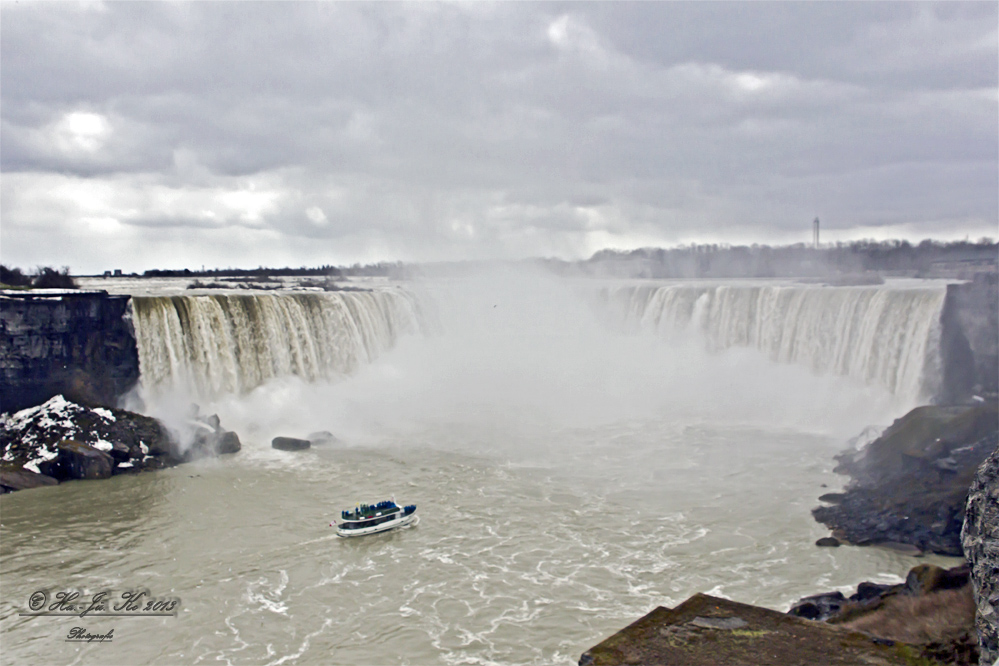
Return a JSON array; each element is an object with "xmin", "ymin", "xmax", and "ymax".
[{"xmin": 580, "ymin": 594, "xmax": 935, "ymax": 666}]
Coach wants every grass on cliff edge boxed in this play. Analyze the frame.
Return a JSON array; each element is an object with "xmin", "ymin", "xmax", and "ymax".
[{"xmin": 842, "ymin": 586, "xmax": 977, "ymax": 646}]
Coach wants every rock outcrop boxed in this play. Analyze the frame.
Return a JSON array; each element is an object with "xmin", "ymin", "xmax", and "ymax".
[
  {"xmin": 0, "ymin": 466, "xmax": 58, "ymax": 491},
  {"xmin": 0, "ymin": 291, "xmax": 139, "ymax": 413},
  {"xmin": 788, "ymin": 564, "xmax": 970, "ymax": 623},
  {"xmin": 51, "ymin": 440, "xmax": 115, "ymax": 480},
  {"xmin": 579, "ymin": 593, "xmax": 937, "ymax": 666},
  {"xmin": 272, "ymin": 436, "xmax": 310, "ymax": 451},
  {"xmin": 307, "ymin": 431, "xmax": 339, "ymax": 446},
  {"xmin": 787, "ymin": 564, "xmax": 979, "ymax": 666},
  {"xmin": 182, "ymin": 414, "xmax": 242, "ymax": 460},
  {"xmin": 0, "ymin": 395, "xmax": 239, "ymax": 492},
  {"xmin": 813, "ymin": 402, "xmax": 998, "ymax": 555},
  {"xmin": 961, "ymin": 444, "xmax": 999, "ymax": 665}
]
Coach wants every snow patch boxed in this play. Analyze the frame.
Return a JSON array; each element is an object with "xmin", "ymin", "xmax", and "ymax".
[
  {"xmin": 2, "ymin": 395, "xmax": 84, "ymax": 448},
  {"xmin": 93, "ymin": 407, "xmax": 116, "ymax": 422},
  {"xmin": 93, "ymin": 439, "xmax": 113, "ymax": 452}
]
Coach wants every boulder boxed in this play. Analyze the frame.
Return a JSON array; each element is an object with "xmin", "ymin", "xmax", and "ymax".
[
  {"xmin": 961, "ymin": 443, "xmax": 999, "ymax": 665},
  {"xmin": 215, "ymin": 431, "xmax": 241, "ymax": 455},
  {"xmin": 52, "ymin": 440, "xmax": 114, "ymax": 480},
  {"xmin": 307, "ymin": 431, "xmax": 339, "ymax": 446},
  {"xmin": 852, "ymin": 582, "xmax": 893, "ymax": 603},
  {"xmin": 815, "ymin": 536, "xmax": 840, "ymax": 547},
  {"xmin": 272, "ymin": 437, "xmax": 310, "ymax": 451},
  {"xmin": 0, "ymin": 465, "xmax": 58, "ymax": 492},
  {"xmin": 788, "ymin": 592, "xmax": 846, "ymax": 622},
  {"xmin": 905, "ymin": 563, "xmax": 970, "ymax": 596},
  {"xmin": 109, "ymin": 441, "xmax": 131, "ymax": 462},
  {"xmin": 182, "ymin": 414, "xmax": 241, "ymax": 460}
]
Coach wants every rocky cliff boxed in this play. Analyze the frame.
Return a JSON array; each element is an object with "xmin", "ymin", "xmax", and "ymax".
[
  {"xmin": 961, "ymin": 444, "xmax": 999, "ymax": 665},
  {"xmin": 940, "ymin": 273, "xmax": 999, "ymax": 403},
  {"xmin": 0, "ymin": 290, "xmax": 139, "ymax": 413},
  {"xmin": 812, "ymin": 402, "xmax": 998, "ymax": 555}
]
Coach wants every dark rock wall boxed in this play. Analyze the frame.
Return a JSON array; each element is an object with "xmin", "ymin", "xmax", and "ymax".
[
  {"xmin": 961, "ymin": 444, "xmax": 999, "ymax": 665},
  {"xmin": 0, "ymin": 291, "xmax": 139, "ymax": 413},
  {"xmin": 940, "ymin": 273, "xmax": 999, "ymax": 402}
]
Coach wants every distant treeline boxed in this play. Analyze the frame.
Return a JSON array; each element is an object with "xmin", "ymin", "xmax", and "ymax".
[
  {"xmin": 0, "ymin": 265, "xmax": 78, "ymax": 289},
  {"xmin": 547, "ymin": 238, "xmax": 998, "ymax": 279},
  {"xmin": 141, "ymin": 262, "xmax": 405, "ymax": 279}
]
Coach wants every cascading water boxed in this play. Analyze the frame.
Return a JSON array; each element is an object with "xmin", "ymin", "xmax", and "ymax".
[
  {"xmin": 130, "ymin": 289, "xmax": 427, "ymax": 400},
  {"xmin": 604, "ymin": 281, "xmax": 947, "ymax": 404}
]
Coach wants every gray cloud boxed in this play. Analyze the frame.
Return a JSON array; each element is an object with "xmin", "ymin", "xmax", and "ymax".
[{"xmin": 1, "ymin": 1, "xmax": 996, "ymax": 273}]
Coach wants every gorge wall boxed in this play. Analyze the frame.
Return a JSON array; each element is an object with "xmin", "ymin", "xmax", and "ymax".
[
  {"xmin": 0, "ymin": 291, "xmax": 139, "ymax": 413},
  {"xmin": 941, "ymin": 273, "xmax": 998, "ymax": 402}
]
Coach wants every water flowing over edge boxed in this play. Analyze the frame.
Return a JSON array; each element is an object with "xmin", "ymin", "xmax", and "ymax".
[
  {"xmin": 130, "ymin": 288, "xmax": 430, "ymax": 400},
  {"xmin": 601, "ymin": 282, "xmax": 947, "ymax": 404}
]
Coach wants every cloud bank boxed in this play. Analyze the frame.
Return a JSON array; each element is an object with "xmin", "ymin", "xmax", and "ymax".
[{"xmin": 1, "ymin": 2, "xmax": 996, "ymax": 273}]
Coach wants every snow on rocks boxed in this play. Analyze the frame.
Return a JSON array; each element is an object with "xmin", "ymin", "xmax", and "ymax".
[{"xmin": 0, "ymin": 395, "xmax": 239, "ymax": 493}]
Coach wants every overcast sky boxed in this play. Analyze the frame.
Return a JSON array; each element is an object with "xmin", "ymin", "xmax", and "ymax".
[{"xmin": 2, "ymin": 1, "xmax": 996, "ymax": 274}]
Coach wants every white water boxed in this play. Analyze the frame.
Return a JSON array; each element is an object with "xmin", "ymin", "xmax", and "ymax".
[
  {"xmin": 604, "ymin": 280, "xmax": 948, "ymax": 404},
  {"xmin": 130, "ymin": 289, "xmax": 428, "ymax": 401}
]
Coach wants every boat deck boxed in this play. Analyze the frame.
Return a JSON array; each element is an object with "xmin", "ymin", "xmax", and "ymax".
[{"xmin": 341, "ymin": 502, "xmax": 400, "ymax": 522}]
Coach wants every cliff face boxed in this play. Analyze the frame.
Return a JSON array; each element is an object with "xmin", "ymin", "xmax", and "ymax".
[
  {"xmin": 961, "ymin": 444, "xmax": 999, "ymax": 665},
  {"xmin": 0, "ymin": 291, "xmax": 139, "ymax": 413},
  {"xmin": 940, "ymin": 273, "xmax": 999, "ymax": 403}
]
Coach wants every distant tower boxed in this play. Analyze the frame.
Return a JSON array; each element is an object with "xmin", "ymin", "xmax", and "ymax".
[{"xmin": 813, "ymin": 217, "xmax": 820, "ymax": 248}]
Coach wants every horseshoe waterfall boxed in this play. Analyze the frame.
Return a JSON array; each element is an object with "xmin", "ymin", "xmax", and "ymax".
[{"xmin": 603, "ymin": 281, "xmax": 949, "ymax": 404}]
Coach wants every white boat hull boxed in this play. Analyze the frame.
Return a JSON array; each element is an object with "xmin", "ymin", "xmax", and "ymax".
[{"xmin": 336, "ymin": 512, "xmax": 418, "ymax": 537}]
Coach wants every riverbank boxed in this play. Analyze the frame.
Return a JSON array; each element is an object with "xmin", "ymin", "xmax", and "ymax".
[{"xmin": 580, "ymin": 402, "xmax": 999, "ymax": 665}]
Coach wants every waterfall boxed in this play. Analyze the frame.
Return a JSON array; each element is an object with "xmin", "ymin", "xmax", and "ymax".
[
  {"xmin": 605, "ymin": 282, "xmax": 947, "ymax": 402},
  {"xmin": 130, "ymin": 289, "xmax": 426, "ymax": 399}
]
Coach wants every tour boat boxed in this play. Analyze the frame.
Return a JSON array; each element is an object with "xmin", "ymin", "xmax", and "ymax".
[{"xmin": 333, "ymin": 499, "xmax": 417, "ymax": 537}]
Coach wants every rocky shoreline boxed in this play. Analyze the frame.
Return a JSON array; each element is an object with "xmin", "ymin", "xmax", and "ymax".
[
  {"xmin": 0, "ymin": 395, "xmax": 240, "ymax": 493},
  {"xmin": 581, "ymin": 401, "xmax": 999, "ymax": 665},
  {"xmin": 812, "ymin": 402, "xmax": 998, "ymax": 556}
]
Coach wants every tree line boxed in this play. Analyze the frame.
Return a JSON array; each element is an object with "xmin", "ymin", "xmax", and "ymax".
[
  {"xmin": 1, "ymin": 266, "xmax": 78, "ymax": 289},
  {"xmin": 551, "ymin": 238, "xmax": 998, "ymax": 279}
]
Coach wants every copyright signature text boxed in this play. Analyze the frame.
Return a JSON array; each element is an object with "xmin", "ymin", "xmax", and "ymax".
[{"xmin": 19, "ymin": 589, "xmax": 180, "ymax": 618}]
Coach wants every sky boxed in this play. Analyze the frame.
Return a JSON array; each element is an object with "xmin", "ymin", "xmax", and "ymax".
[{"xmin": 1, "ymin": 1, "xmax": 997, "ymax": 275}]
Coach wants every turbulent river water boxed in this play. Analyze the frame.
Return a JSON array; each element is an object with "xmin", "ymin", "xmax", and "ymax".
[{"xmin": 0, "ymin": 271, "xmax": 960, "ymax": 666}]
